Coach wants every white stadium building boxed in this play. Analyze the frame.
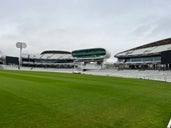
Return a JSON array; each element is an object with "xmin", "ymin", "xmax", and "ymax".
[
  {"xmin": 22, "ymin": 50, "xmax": 74, "ymax": 68},
  {"xmin": 115, "ymin": 38, "xmax": 171, "ymax": 70}
]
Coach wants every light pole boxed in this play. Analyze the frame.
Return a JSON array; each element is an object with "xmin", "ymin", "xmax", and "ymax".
[{"xmin": 16, "ymin": 42, "xmax": 27, "ymax": 69}]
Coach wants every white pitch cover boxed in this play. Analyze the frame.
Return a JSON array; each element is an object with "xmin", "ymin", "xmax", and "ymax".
[{"xmin": 167, "ymin": 118, "xmax": 171, "ymax": 128}]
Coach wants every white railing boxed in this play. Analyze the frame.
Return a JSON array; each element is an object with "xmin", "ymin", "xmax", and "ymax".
[{"xmin": 167, "ymin": 118, "xmax": 171, "ymax": 128}]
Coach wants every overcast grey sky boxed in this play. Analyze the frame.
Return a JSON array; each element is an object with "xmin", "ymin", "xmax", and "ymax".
[{"xmin": 0, "ymin": 0, "xmax": 171, "ymax": 61}]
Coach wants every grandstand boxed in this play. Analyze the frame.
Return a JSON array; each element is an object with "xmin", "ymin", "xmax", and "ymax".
[
  {"xmin": 22, "ymin": 50, "xmax": 74, "ymax": 68},
  {"xmin": 115, "ymin": 38, "xmax": 171, "ymax": 70},
  {"xmin": 72, "ymin": 48, "xmax": 110, "ymax": 70}
]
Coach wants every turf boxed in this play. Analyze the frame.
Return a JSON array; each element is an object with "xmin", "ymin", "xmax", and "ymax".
[{"xmin": 0, "ymin": 70, "xmax": 171, "ymax": 128}]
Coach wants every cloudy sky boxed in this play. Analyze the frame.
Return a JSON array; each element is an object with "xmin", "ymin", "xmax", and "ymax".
[{"xmin": 0, "ymin": 0, "xmax": 171, "ymax": 61}]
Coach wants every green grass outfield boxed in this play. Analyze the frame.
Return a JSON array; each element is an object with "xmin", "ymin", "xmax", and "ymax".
[{"xmin": 0, "ymin": 70, "xmax": 171, "ymax": 128}]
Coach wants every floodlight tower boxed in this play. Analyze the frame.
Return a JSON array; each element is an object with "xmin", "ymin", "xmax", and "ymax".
[{"xmin": 16, "ymin": 42, "xmax": 27, "ymax": 69}]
